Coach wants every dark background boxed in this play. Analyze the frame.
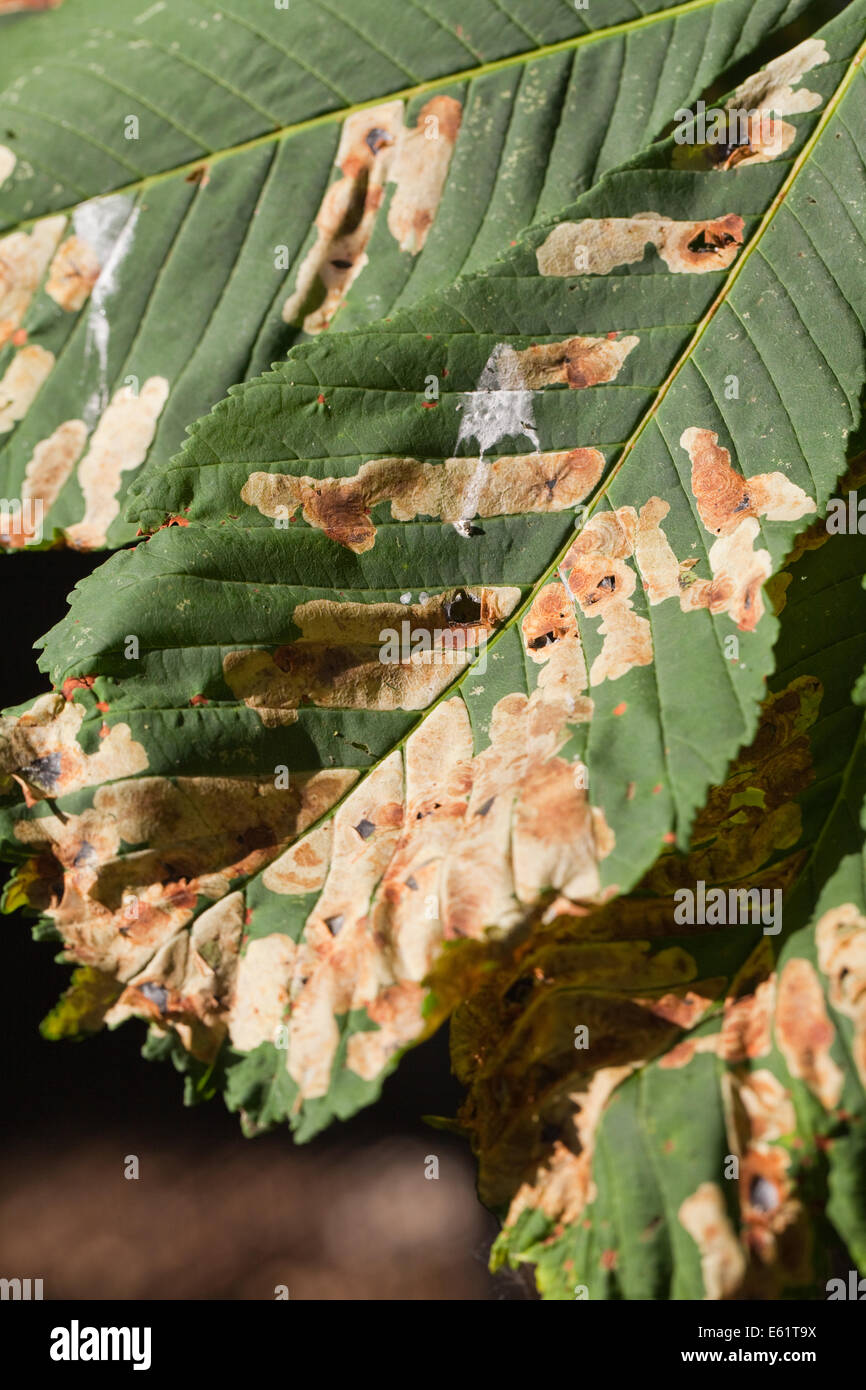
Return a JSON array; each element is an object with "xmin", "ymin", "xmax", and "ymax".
[{"xmin": 0, "ymin": 551, "xmax": 520, "ymax": 1300}]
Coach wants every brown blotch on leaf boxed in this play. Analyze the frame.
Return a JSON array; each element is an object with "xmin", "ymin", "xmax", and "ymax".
[
  {"xmin": 241, "ymin": 448, "xmax": 604, "ymax": 553},
  {"xmin": 775, "ymin": 957, "xmax": 843, "ymax": 1109}
]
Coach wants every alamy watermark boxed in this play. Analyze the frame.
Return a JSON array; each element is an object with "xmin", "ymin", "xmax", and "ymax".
[
  {"xmin": 673, "ymin": 102, "xmax": 783, "ymax": 155},
  {"xmin": 673, "ymin": 880, "xmax": 781, "ymax": 935},
  {"xmin": 0, "ymin": 497, "xmax": 43, "ymax": 545},
  {"xmin": 378, "ymin": 622, "xmax": 488, "ymax": 674}
]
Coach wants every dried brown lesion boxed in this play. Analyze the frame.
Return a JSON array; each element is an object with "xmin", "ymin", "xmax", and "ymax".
[
  {"xmin": 0, "ymin": 216, "xmax": 66, "ymax": 348},
  {"xmin": 242, "ymin": 448, "xmax": 605, "ymax": 552},
  {"xmin": 8, "ymin": 762, "xmax": 356, "ymax": 1054},
  {"xmin": 222, "ymin": 586, "xmax": 522, "ymax": 722},
  {"xmin": 386, "ymin": 95, "xmax": 463, "ymax": 254},
  {"xmin": 281, "ymin": 95, "xmax": 462, "ymax": 334},
  {"xmin": 0, "ymin": 344, "xmax": 54, "ymax": 433},
  {"xmin": 561, "ymin": 507, "xmax": 653, "ymax": 683},
  {"xmin": 64, "ymin": 377, "xmax": 170, "ymax": 550},
  {"xmin": 0, "ymin": 693, "xmax": 148, "ymax": 800},
  {"xmin": 631, "ymin": 429, "xmax": 815, "ymax": 633},
  {"xmin": 815, "ymin": 903, "xmax": 866, "ymax": 1088},
  {"xmin": 226, "ymin": 590, "xmax": 612, "ymax": 1099},
  {"xmin": 45, "ymin": 234, "xmax": 102, "ymax": 312},
  {"xmin": 775, "ymin": 956, "xmax": 844, "ymax": 1108},
  {"xmin": 536, "ymin": 213, "xmax": 744, "ymax": 277},
  {"xmin": 507, "ymin": 336, "xmax": 638, "ymax": 389}
]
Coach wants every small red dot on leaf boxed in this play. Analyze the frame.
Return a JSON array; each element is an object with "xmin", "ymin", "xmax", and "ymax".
[
  {"xmin": 663, "ymin": 832, "xmax": 676, "ymax": 844},
  {"xmin": 612, "ymin": 701, "xmax": 627, "ymax": 716},
  {"xmin": 11, "ymin": 329, "xmax": 27, "ymax": 346},
  {"xmin": 95, "ymin": 700, "xmax": 109, "ymax": 713}
]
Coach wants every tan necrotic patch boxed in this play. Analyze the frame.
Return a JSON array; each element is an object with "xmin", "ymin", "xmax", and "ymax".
[
  {"xmin": 106, "ymin": 891, "xmax": 248, "ymax": 1059},
  {"xmin": 219, "ymin": 589, "xmax": 611, "ymax": 1098},
  {"xmin": 507, "ymin": 336, "xmax": 638, "ymax": 389},
  {"xmin": 229, "ymin": 932, "xmax": 297, "ymax": 1054},
  {"xmin": 815, "ymin": 903, "xmax": 866, "ymax": 1089},
  {"xmin": 536, "ymin": 214, "xmax": 744, "ymax": 277},
  {"xmin": 64, "ymin": 376, "xmax": 169, "ymax": 549},
  {"xmin": 0, "ymin": 693, "xmax": 147, "ymax": 800},
  {"xmin": 729, "ymin": 39, "xmax": 828, "ymax": 151},
  {"xmin": 222, "ymin": 586, "xmax": 521, "ymax": 722},
  {"xmin": 573, "ymin": 429, "xmax": 818, "ymax": 645},
  {"xmin": 45, "ymin": 234, "xmax": 103, "ymax": 312},
  {"xmin": 0, "ymin": 344, "xmax": 54, "ymax": 432},
  {"xmin": 562, "ymin": 507, "xmax": 653, "ymax": 683},
  {"xmin": 0, "ymin": 146, "xmax": 15, "ymax": 189},
  {"xmin": 505, "ymin": 1066, "xmax": 634, "ymax": 1229},
  {"xmin": 22, "ymin": 419, "xmax": 88, "ymax": 515},
  {"xmin": 242, "ymin": 447, "xmax": 605, "ymax": 552},
  {"xmin": 282, "ymin": 96, "xmax": 461, "ymax": 334},
  {"xmin": 775, "ymin": 956, "xmax": 843, "ymax": 1109},
  {"xmin": 0, "ymin": 215, "xmax": 66, "ymax": 348},
  {"xmin": 10, "ymin": 766, "xmax": 356, "ymax": 999},
  {"xmin": 387, "ymin": 95, "xmax": 462, "ymax": 254},
  {"xmin": 679, "ymin": 1182, "xmax": 747, "ymax": 1299}
]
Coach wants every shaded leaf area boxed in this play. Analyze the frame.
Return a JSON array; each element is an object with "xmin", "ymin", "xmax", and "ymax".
[
  {"xmin": 0, "ymin": 0, "xmax": 811, "ymax": 550},
  {"xmin": 2, "ymin": 8, "xmax": 866, "ymax": 1143},
  {"xmin": 461, "ymin": 515, "xmax": 866, "ymax": 1298}
]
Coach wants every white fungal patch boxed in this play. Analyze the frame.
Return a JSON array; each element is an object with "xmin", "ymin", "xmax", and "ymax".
[
  {"xmin": 456, "ymin": 346, "xmax": 540, "ymax": 530},
  {"xmin": 72, "ymin": 195, "xmax": 139, "ymax": 426}
]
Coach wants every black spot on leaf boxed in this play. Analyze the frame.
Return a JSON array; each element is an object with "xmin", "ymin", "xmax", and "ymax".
[
  {"xmin": 444, "ymin": 590, "xmax": 482, "ymax": 624},
  {"xmin": 365, "ymin": 127, "xmax": 392, "ymax": 154},
  {"xmin": 19, "ymin": 751, "xmax": 62, "ymax": 791}
]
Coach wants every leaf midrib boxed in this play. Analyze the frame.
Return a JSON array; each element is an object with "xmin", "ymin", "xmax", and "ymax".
[{"xmin": 5, "ymin": 0, "xmax": 730, "ymax": 236}]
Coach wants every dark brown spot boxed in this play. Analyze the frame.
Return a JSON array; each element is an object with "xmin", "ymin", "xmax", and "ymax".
[
  {"xmin": 444, "ymin": 591, "xmax": 482, "ymax": 625},
  {"xmin": 365, "ymin": 127, "xmax": 392, "ymax": 154}
]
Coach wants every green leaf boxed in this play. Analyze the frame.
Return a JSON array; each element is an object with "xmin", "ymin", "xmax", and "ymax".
[
  {"xmin": 0, "ymin": 0, "xmax": 819, "ymax": 548},
  {"xmin": 4, "ymin": 3, "xmax": 866, "ymax": 1145},
  {"xmin": 475, "ymin": 505, "xmax": 866, "ymax": 1299}
]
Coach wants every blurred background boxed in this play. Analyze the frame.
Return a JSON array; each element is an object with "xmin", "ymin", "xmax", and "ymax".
[{"xmin": 0, "ymin": 551, "xmax": 526, "ymax": 1301}]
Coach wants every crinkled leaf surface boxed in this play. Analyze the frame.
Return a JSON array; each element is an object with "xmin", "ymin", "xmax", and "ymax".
[
  {"xmin": 471, "ymin": 507, "xmax": 866, "ymax": 1298},
  {"xmin": 3, "ymin": 4, "xmax": 866, "ymax": 1145},
  {"xmin": 0, "ymin": 0, "xmax": 812, "ymax": 549}
]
